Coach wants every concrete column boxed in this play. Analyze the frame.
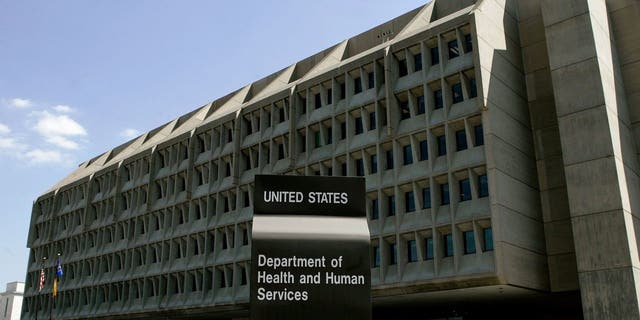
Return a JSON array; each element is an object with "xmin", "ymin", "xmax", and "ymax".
[{"xmin": 541, "ymin": 0, "xmax": 640, "ymax": 318}]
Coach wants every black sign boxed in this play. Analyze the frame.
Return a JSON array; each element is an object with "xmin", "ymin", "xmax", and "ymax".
[{"xmin": 251, "ymin": 175, "xmax": 371, "ymax": 320}]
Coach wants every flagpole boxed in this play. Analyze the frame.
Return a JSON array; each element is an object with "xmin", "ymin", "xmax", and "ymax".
[{"xmin": 37, "ymin": 256, "xmax": 47, "ymax": 320}]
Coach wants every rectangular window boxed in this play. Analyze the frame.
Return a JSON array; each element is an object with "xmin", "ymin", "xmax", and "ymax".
[
  {"xmin": 459, "ymin": 178, "xmax": 471, "ymax": 201},
  {"xmin": 474, "ymin": 124, "xmax": 484, "ymax": 146},
  {"xmin": 434, "ymin": 89, "xmax": 443, "ymax": 109},
  {"xmin": 456, "ymin": 129, "xmax": 468, "ymax": 151},
  {"xmin": 341, "ymin": 163, "xmax": 347, "ymax": 176},
  {"xmin": 326, "ymin": 127, "xmax": 333, "ymax": 144},
  {"xmin": 369, "ymin": 112, "xmax": 376, "ymax": 130},
  {"xmin": 425, "ymin": 237, "xmax": 434, "ymax": 260},
  {"xmin": 300, "ymin": 97, "xmax": 307, "ymax": 114},
  {"xmin": 370, "ymin": 154, "xmax": 378, "ymax": 174},
  {"xmin": 440, "ymin": 183, "xmax": 450, "ymax": 205},
  {"xmin": 413, "ymin": 53, "xmax": 422, "ymax": 72},
  {"xmin": 371, "ymin": 199, "xmax": 379, "ymax": 220},
  {"xmin": 367, "ymin": 72, "xmax": 375, "ymax": 89},
  {"xmin": 430, "ymin": 46, "xmax": 439, "ymax": 65},
  {"xmin": 314, "ymin": 93, "xmax": 321, "ymax": 109},
  {"xmin": 417, "ymin": 95, "xmax": 425, "ymax": 115},
  {"xmin": 399, "ymin": 100, "xmax": 410, "ymax": 120},
  {"xmin": 419, "ymin": 139, "xmax": 428, "ymax": 161},
  {"xmin": 387, "ymin": 195, "xmax": 396, "ymax": 216},
  {"xmin": 389, "ymin": 242, "xmax": 397, "ymax": 265},
  {"xmin": 356, "ymin": 159, "xmax": 365, "ymax": 177},
  {"xmin": 483, "ymin": 227, "xmax": 494, "ymax": 251},
  {"xmin": 354, "ymin": 77, "xmax": 362, "ymax": 94},
  {"xmin": 422, "ymin": 187, "xmax": 431, "ymax": 209},
  {"xmin": 266, "ymin": 111, "xmax": 272, "ymax": 127},
  {"xmin": 444, "ymin": 233, "xmax": 453, "ymax": 257},
  {"xmin": 355, "ymin": 117, "xmax": 364, "ymax": 135},
  {"xmin": 448, "ymin": 39, "xmax": 459, "ymax": 59},
  {"xmin": 398, "ymin": 59, "xmax": 408, "ymax": 77},
  {"xmin": 402, "ymin": 144, "xmax": 413, "ymax": 165},
  {"xmin": 407, "ymin": 239, "xmax": 418, "ymax": 262},
  {"xmin": 314, "ymin": 131, "xmax": 322, "ymax": 148},
  {"xmin": 437, "ymin": 135, "xmax": 447, "ymax": 156},
  {"xmin": 327, "ymin": 88, "xmax": 333, "ymax": 105},
  {"xmin": 478, "ymin": 174, "xmax": 489, "ymax": 198},
  {"xmin": 452, "ymin": 82, "xmax": 463, "ymax": 103},
  {"xmin": 405, "ymin": 191, "xmax": 415, "ymax": 212},
  {"xmin": 386, "ymin": 149, "xmax": 394, "ymax": 170},
  {"xmin": 373, "ymin": 245, "xmax": 380, "ymax": 267},
  {"xmin": 279, "ymin": 107, "xmax": 285, "ymax": 123},
  {"xmin": 469, "ymin": 78, "xmax": 477, "ymax": 98},
  {"xmin": 340, "ymin": 82, "xmax": 346, "ymax": 100},
  {"xmin": 278, "ymin": 144, "xmax": 285, "ymax": 160},
  {"xmin": 464, "ymin": 34, "xmax": 473, "ymax": 53},
  {"xmin": 463, "ymin": 230, "xmax": 476, "ymax": 254},
  {"xmin": 340, "ymin": 122, "xmax": 347, "ymax": 140}
]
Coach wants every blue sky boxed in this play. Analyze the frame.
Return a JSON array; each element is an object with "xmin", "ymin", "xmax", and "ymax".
[{"xmin": 0, "ymin": 0, "xmax": 426, "ymax": 288}]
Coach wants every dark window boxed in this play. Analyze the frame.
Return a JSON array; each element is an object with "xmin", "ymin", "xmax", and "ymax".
[
  {"xmin": 478, "ymin": 174, "xmax": 489, "ymax": 198},
  {"xmin": 370, "ymin": 154, "xmax": 378, "ymax": 174},
  {"xmin": 425, "ymin": 237, "xmax": 434, "ymax": 260},
  {"xmin": 459, "ymin": 178, "xmax": 471, "ymax": 201},
  {"xmin": 387, "ymin": 195, "xmax": 396, "ymax": 216},
  {"xmin": 470, "ymin": 78, "xmax": 478, "ymax": 98},
  {"xmin": 279, "ymin": 107, "xmax": 285, "ymax": 123},
  {"xmin": 371, "ymin": 199, "xmax": 379, "ymax": 220},
  {"xmin": 356, "ymin": 159, "xmax": 365, "ymax": 177},
  {"xmin": 340, "ymin": 82, "xmax": 346, "ymax": 100},
  {"xmin": 483, "ymin": 227, "xmax": 494, "ymax": 251},
  {"xmin": 407, "ymin": 240, "xmax": 418, "ymax": 262},
  {"xmin": 440, "ymin": 183, "xmax": 450, "ymax": 205},
  {"xmin": 399, "ymin": 100, "xmax": 410, "ymax": 120},
  {"xmin": 300, "ymin": 135, "xmax": 306, "ymax": 153},
  {"xmin": 373, "ymin": 246, "xmax": 380, "ymax": 267},
  {"xmin": 327, "ymin": 88, "xmax": 333, "ymax": 105},
  {"xmin": 341, "ymin": 162, "xmax": 347, "ymax": 176},
  {"xmin": 437, "ymin": 135, "xmax": 447, "ymax": 156},
  {"xmin": 464, "ymin": 34, "xmax": 473, "ymax": 52},
  {"xmin": 456, "ymin": 129, "xmax": 468, "ymax": 151},
  {"xmin": 265, "ymin": 111, "xmax": 272, "ymax": 127},
  {"xmin": 381, "ymin": 108, "xmax": 388, "ymax": 126},
  {"xmin": 243, "ymin": 191, "xmax": 250, "ymax": 208},
  {"xmin": 314, "ymin": 131, "xmax": 322, "ymax": 148},
  {"xmin": 242, "ymin": 228, "xmax": 249, "ymax": 245},
  {"xmin": 474, "ymin": 124, "xmax": 484, "ymax": 146},
  {"xmin": 386, "ymin": 149, "xmax": 394, "ymax": 170},
  {"xmin": 227, "ymin": 128, "xmax": 233, "ymax": 143},
  {"xmin": 398, "ymin": 59, "xmax": 408, "ymax": 77},
  {"xmin": 354, "ymin": 77, "xmax": 362, "ymax": 94},
  {"xmin": 419, "ymin": 139, "xmax": 428, "ymax": 161},
  {"xmin": 355, "ymin": 117, "xmax": 364, "ymax": 135},
  {"xmin": 444, "ymin": 233, "xmax": 454, "ymax": 257},
  {"xmin": 326, "ymin": 127, "xmax": 333, "ymax": 144},
  {"xmin": 434, "ymin": 89, "xmax": 443, "ymax": 109},
  {"xmin": 339, "ymin": 122, "xmax": 347, "ymax": 140},
  {"xmin": 417, "ymin": 95, "xmax": 425, "ymax": 114},
  {"xmin": 405, "ymin": 191, "xmax": 415, "ymax": 212},
  {"xmin": 244, "ymin": 118, "xmax": 252, "ymax": 135},
  {"xmin": 314, "ymin": 93, "xmax": 321, "ymax": 109},
  {"xmin": 278, "ymin": 144, "xmax": 285, "ymax": 160},
  {"xmin": 413, "ymin": 53, "xmax": 422, "ymax": 72},
  {"xmin": 367, "ymin": 72, "xmax": 375, "ymax": 89},
  {"xmin": 430, "ymin": 46, "xmax": 439, "ymax": 65},
  {"xmin": 452, "ymin": 83, "xmax": 463, "ymax": 104},
  {"xmin": 464, "ymin": 230, "xmax": 476, "ymax": 254},
  {"xmin": 300, "ymin": 97, "xmax": 307, "ymax": 114},
  {"xmin": 448, "ymin": 39, "xmax": 459, "ymax": 59},
  {"xmin": 369, "ymin": 112, "xmax": 376, "ymax": 130},
  {"xmin": 403, "ymin": 144, "xmax": 413, "ymax": 165},
  {"xmin": 389, "ymin": 242, "xmax": 397, "ymax": 265},
  {"xmin": 422, "ymin": 187, "xmax": 431, "ymax": 209},
  {"xmin": 225, "ymin": 162, "xmax": 232, "ymax": 177}
]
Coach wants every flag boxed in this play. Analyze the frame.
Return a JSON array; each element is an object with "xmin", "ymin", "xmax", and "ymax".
[
  {"xmin": 53, "ymin": 278, "xmax": 58, "ymax": 298},
  {"xmin": 38, "ymin": 268, "xmax": 45, "ymax": 292},
  {"xmin": 56, "ymin": 259, "xmax": 63, "ymax": 278},
  {"xmin": 54, "ymin": 257, "xmax": 63, "ymax": 298}
]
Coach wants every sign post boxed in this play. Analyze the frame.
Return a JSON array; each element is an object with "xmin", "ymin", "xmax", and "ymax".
[{"xmin": 251, "ymin": 175, "xmax": 371, "ymax": 320}]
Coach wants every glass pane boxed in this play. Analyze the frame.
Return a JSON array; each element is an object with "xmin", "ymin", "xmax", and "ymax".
[
  {"xmin": 422, "ymin": 187, "xmax": 431, "ymax": 209},
  {"xmin": 417, "ymin": 95, "xmax": 425, "ymax": 114},
  {"xmin": 426, "ymin": 238, "xmax": 434, "ymax": 260},
  {"xmin": 474, "ymin": 124, "xmax": 484, "ymax": 146},
  {"xmin": 400, "ymin": 100, "xmax": 410, "ymax": 120},
  {"xmin": 479, "ymin": 174, "xmax": 489, "ymax": 198},
  {"xmin": 370, "ymin": 154, "xmax": 378, "ymax": 174},
  {"xmin": 386, "ymin": 150, "xmax": 394, "ymax": 170},
  {"xmin": 483, "ymin": 228, "xmax": 494, "ymax": 251},
  {"xmin": 389, "ymin": 243, "xmax": 397, "ymax": 265},
  {"xmin": 459, "ymin": 179, "xmax": 471, "ymax": 201},
  {"xmin": 369, "ymin": 112, "xmax": 376, "ymax": 130},
  {"xmin": 373, "ymin": 246, "xmax": 380, "ymax": 267},
  {"xmin": 371, "ymin": 199, "xmax": 379, "ymax": 220},
  {"xmin": 434, "ymin": 89, "xmax": 443, "ymax": 109},
  {"xmin": 419, "ymin": 140, "xmax": 428, "ymax": 161},
  {"xmin": 437, "ymin": 135, "xmax": 447, "ymax": 156},
  {"xmin": 405, "ymin": 191, "xmax": 415, "ymax": 212},
  {"xmin": 440, "ymin": 183, "xmax": 450, "ymax": 205},
  {"xmin": 403, "ymin": 145, "xmax": 413, "ymax": 165},
  {"xmin": 464, "ymin": 231, "xmax": 476, "ymax": 254},
  {"xmin": 444, "ymin": 234, "xmax": 453, "ymax": 257},
  {"xmin": 398, "ymin": 59, "xmax": 408, "ymax": 77},
  {"xmin": 388, "ymin": 195, "xmax": 396, "ymax": 216},
  {"xmin": 430, "ymin": 46, "xmax": 439, "ymax": 65},
  {"xmin": 414, "ymin": 53, "xmax": 422, "ymax": 71},
  {"xmin": 408, "ymin": 240, "xmax": 418, "ymax": 262},
  {"xmin": 448, "ymin": 39, "xmax": 459, "ymax": 59},
  {"xmin": 456, "ymin": 129, "xmax": 468, "ymax": 151},
  {"xmin": 452, "ymin": 82, "xmax": 463, "ymax": 103}
]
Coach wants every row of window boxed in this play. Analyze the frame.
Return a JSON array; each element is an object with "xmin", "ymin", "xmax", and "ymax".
[{"xmin": 372, "ymin": 226, "xmax": 493, "ymax": 267}]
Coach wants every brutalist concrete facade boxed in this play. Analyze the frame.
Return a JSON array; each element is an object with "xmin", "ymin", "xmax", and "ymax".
[{"xmin": 21, "ymin": 0, "xmax": 640, "ymax": 319}]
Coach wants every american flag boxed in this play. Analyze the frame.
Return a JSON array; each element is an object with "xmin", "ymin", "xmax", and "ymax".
[{"xmin": 38, "ymin": 268, "xmax": 45, "ymax": 292}]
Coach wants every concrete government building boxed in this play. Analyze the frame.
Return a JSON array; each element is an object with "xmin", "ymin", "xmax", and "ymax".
[{"xmin": 21, "ymin": 0, "xmax": 640, "ymax": 319}]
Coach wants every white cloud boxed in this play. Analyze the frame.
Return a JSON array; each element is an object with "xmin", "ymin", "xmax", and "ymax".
[
  {"xmin": 32, "ymin": 111, "xmax": 87, "ymax": 137},
  {"xmin": 22, "ymin": 149, "xmax": 64, "ymax": 164},
  {"xmin": 52, "ymin": 105, "xmax": 73, "ymax": 113},
  {"xmin": 0, "ymin": 137, "xmax": 20, "ymax": 149},
  {"xmin": 120, "ymin": 128, "xmax": 140, "ymax": 139},
  {"xmin": 45, "ymin": 136, "xmax": 80, "ymax": 150},
  {"xmin": 9, "ymin": 98, "xmax": 32, "ymax": 108},
  {"xmin": 0, "ymin": 123, "xmax": 10, "ymax": 135}
]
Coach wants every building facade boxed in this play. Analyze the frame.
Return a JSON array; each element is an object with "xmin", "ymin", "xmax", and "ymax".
[
  {"xmin": 21, "ymin": 0, "xmax": 640, "ymax": 319},
  {"xmin": 1, "ymin": 282, "xmax": 24, "ymax": 320}
]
